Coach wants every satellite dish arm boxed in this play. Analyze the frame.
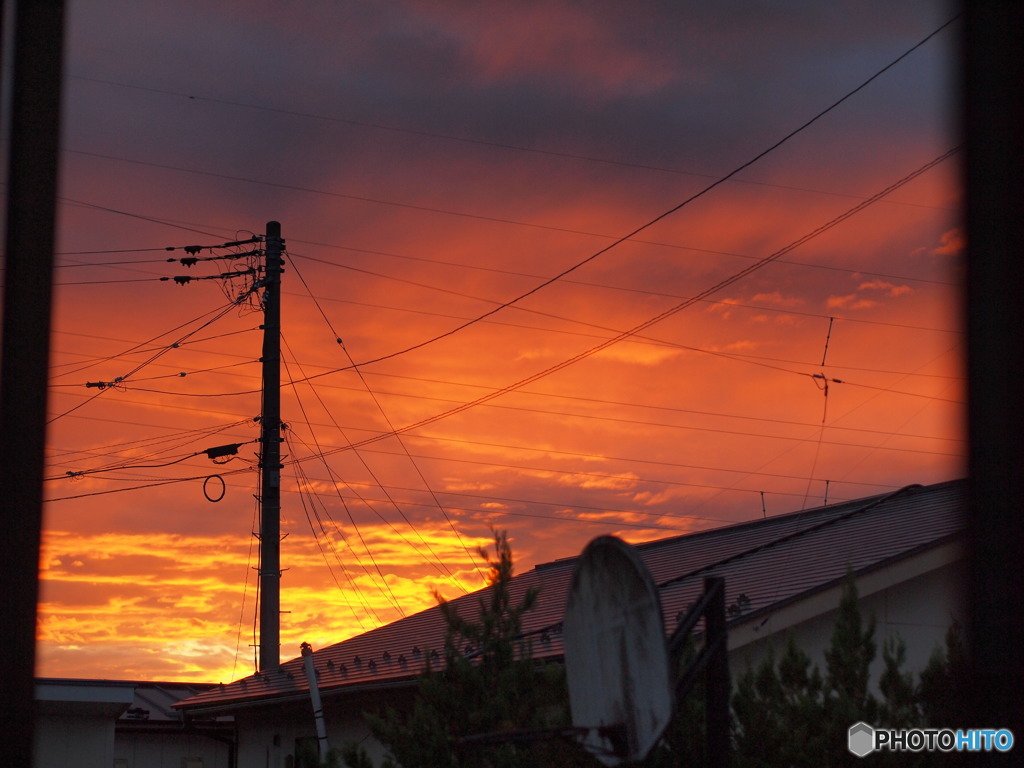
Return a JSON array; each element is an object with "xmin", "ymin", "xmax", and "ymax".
[
  {"xmin": 667, "ymin": 577, "xmax": 725, "ymax": 661},
  {"xmin": 666, "ymin": 577, "xmax": 730, "ymax": 767}
]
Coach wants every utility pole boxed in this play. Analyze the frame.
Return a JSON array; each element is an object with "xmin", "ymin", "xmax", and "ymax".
[{"xmin": 258, "ymin": 221, "xmax": 284, "ymax": 670}]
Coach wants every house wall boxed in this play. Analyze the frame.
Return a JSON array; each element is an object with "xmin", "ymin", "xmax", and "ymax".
[
  {"xmin": 34, "ymin": 682, "xmax": 135, "ymax": 768},
  {"xmin": 235, "ymin": 692, "xmax": 409, "ymax": 768},
  {"xmin": 730, "ymin": 555, "xmax": 966, "ymax": 687},
  {"xmin": 114, "ymin": 729, "xmax": 232, "ymax": 768},
  {"xmin": 35, "ymin": 712, "xmax": 117, "ymax": 768}
]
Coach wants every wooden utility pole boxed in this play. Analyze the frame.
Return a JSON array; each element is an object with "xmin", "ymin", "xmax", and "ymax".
[{"xmin": 258, "ymin": 221, "xmax": 284, "ymax": 670}]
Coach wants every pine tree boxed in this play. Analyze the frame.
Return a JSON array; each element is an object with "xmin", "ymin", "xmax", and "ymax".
[
  {"xmin": 731, "ymin": 636, "xmax": 827, "ymax": 768},
  {"xmin": 345, "ymin": 530, "xmax": 594, "ymax": 768},
  {"xmin": 732, "ymin": 574, "xmax": 893, "ymax": 767},
  {"xmin": 917, "ymin": 620, "xmax": 968, "ymax": 729}
]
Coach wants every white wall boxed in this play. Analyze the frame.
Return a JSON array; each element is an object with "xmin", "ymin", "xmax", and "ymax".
[
  {"xmin": 35, "ymin": 712, "xmax": 118, "ymax": 768},
  {"xmin": 730, "ymin": 555, "xmax": 966, "ymax": 688},
  {"xmin": 34, "ymin": 682, "xmax": 135, "ymax": 768}
]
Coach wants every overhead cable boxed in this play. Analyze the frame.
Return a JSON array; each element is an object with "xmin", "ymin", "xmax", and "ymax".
[
  {"xmin": 289, "ymin": 146, "xmax": 963, "ymax": 459},
  {"xmin": 284, "ymin": 16, "xmax": 964, "ymax": 371},
  {"xmin": 69, "ymin": 14, "xmax": 959, "ymax": 211},
  {"xmin": 288, "ymin": 258, "xmax": 487, "ymax": 586}
]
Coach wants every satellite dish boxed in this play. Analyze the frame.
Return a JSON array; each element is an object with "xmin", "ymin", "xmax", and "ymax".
[{"xmin": 563, "ymin": 535, "xmax": 672, "ymax": 766}]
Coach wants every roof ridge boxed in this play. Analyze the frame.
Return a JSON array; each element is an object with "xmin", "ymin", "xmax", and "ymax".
[
  {"xmin": 533, "ymin": 485, "xmax": 919, "ymax": 572},
  {"xmin": 655, "ymin": 483, "xmax": 922, "ymax": 591}
]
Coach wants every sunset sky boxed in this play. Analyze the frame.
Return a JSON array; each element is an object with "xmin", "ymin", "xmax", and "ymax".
[{"xmin": 34, "ymin": 0, "xmax": 963, "ymax": 683}]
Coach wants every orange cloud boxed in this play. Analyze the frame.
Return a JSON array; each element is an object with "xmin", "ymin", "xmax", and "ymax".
[
  {"xmin": 751, "ymin": 291, "xmax": 805, "ymax": 308},
  {"xmin": 858, "ymin": 279, "xmax": 913, "ymax": 297},
  {"xmin": 933, "ymin": 227, "xmax": 966, "ymax": 256},
  {"xmin": 827, "ymin": 294, "xmax": 874, "ymax": 309}
]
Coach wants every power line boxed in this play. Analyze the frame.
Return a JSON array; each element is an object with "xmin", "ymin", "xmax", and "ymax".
[
  {"xmin": 365, "ymin": 371, "xmax": 963, "ymax": 442},
  {"xmin": 288, "ymin": 246, "xmax": 959, "ymax": 326},
  {"xmin": 291, "ymin": 233, "xmax": 957, "ymax": 290},
  {"xmin": 62, "ymin": 15, "xmax": 961, "ymax": 382},
  {"xmin": 55, "ymin": 266, "xmax": 962, "ymax": 398},
  {"xmin": 52, "ymin": 195, "xmax": 959, "ymax": 307},
  {"xmin": 69, "ymin": 9, "xmax": 958, "ymax": 214},
  {"xmin": 66, "ymin": 146, "xmax": 959, "ymax": 290},
  {"xmin": 57, "ymin": 194, "xmax": 232, "ymax": 238},
  {"xmin": 50, "ymin": 326, "xmax": 260, "ymax": 379},
  {"xmin": 48, "ymin": 310, "xmax": 961, "ymax": 462},
  {"xmin": 50, "ymin": 360, "xmax": 257, "ymax": 388},
  {"xmin": 40, "ymin": 446, "xmax": 898, "ymax": 532},
  {"xmin": 288, "ymin": 257, "xmax": 488, "ymax": 586},
  {"xmin": 333, "ymin": 444, "xmax": 907, "ymax": 494},
  {"xmin": 50, "ymin": 314, "xmax": 962, "ymax": 434},
  {"xmin": 286, "ymin": 431, "xmax": 401, "ymax": 622},
  {"xmin": 46, "ymin": 418, "xmax": 254, "ymax": 463},
  {"xmin": 231, "ymin": 497, "xmax": 259, "ymax": 680},
  {"xmin": 275, "ymin": 373, "xmax": 962, "ymax": 457},
  {"xmin": 283, "ymin": 145, "xmax": 963, "ymax": 470},
  {"xmin": 372, "ymin": 435, "xmax": 940, "ymax": 488},
  {"xmin": 52, "ymin": 237, "xmax": 262, "ymax": 278},
  {"xmin": 49, "ymin": 377, "xmax": 961, "ymax": 487},
  {"xmin": 56, "ymin": 249, "xmax": 171, "ymax": 258},
  {"xmin": 289, "ymin": 454, "xmax": 381, "ymax": 629},
  {"xmin": 294, "ymin": 403, "xmax": 962, "ymax": 461},
  {"xmin": 294, "ymin": 148, "xmax": 962, "ymax": 379},
  {"xmin": 281, "ymin": 344, "xmax": 472, "ymax": 594},
  {"xmin": 295, "ymin": 476, "xmax": 874, "ymax": 524},
  {"xmin": 46, "ymin": 299, "xmax": 246, "ymax": 423},
  {"xmin": 46, "ymin": 439, "xmax": 256, "ymax": 481},
  {"xmin": 288, "ymin": 250, "xmax": 963, "ymax": 386},
  {"xmin": 56, "ymin": 277, "xmax": 169, "ymax": 286},
  {"xmin": 51, "ymin": 359, "xmax": 959, "ymax": 473}
]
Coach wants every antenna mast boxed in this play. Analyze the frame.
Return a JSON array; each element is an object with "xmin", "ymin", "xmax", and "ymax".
[{"xmin": 258, "ymin": 221, "xmax": 284, "ymax": 670}]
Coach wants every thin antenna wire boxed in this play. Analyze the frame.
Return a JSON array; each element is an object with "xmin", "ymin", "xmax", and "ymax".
[
  {"xmin": 803, "ymin": 317, "xmax": 835, "ymax": 508},
  {"xmin": 821, "ymin": 317, "xmax": 835, "ymax": 367}
]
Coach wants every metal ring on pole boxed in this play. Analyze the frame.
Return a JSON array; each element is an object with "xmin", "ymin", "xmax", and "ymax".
[{"xmin": 203, "ymin": 474, "xmax": 226, "ymax": 503}]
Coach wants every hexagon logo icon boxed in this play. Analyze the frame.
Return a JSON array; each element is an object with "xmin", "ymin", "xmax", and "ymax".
[{"xmin": 848, "ymin": 722, "xmax": 875, "ymax": 757}]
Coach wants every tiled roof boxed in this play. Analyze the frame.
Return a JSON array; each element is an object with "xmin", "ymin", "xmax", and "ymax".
[{"xmin": 177, "ymin": 479, "xmax": 965, "ymax": 714}]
